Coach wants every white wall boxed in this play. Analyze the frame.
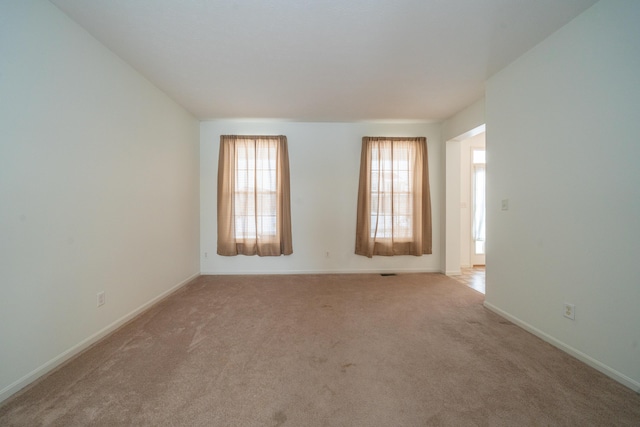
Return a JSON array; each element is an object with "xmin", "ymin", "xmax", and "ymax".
[
  {"xmin": 442, "ymin": 97, "xmax": 485, "ymax": 143},
  {"xmin": 0, "ymin": 0, "xmax": 200, "ymax": 401},
  {"xmin": 485, "ymin": 0, "xmax": 640, "ymax": 391},
  {"xmin": 444, "ymin": 140, "xmax": 462, "ymax": 275},
  {"xmin": 201, "ymin": 120, "xmax": 442, "ymax": 274}
]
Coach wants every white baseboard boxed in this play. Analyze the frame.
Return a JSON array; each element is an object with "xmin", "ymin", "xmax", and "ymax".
[
  {"xmin": 445, "ymin": 270, "xmax": 462, "ymax": 276},
  {"xmin": 0, "ymin": 272, "xmax": 200, "ymax": 405},
  {"xmin": 483, "ymin": 301, "xmax": 640, "ymax": 393},
  {"xmin": 200, "ymin": 268, "xmax": 443, "ymax": 275}
]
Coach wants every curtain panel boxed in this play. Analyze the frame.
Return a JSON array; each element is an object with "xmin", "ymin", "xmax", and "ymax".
[
  {"xmin": 217, "ymin": 135, "xmax": 293, "ymax": 256},
  {"xmin": 355, "ymin": 137, "xmax": 432, "ymax": 257}
]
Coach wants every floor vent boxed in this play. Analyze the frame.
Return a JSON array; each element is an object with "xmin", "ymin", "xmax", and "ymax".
[{"xmin": 380, "ymin": 273, "xmax": 397, "ymax": 276}]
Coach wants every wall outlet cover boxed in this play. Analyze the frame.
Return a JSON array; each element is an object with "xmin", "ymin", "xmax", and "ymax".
[
  {"xmin": 563, "ymin": 303, "xmax": 575, "ymax": 320},
  {"xmin": 97, "ymin": 291, "xmax": 106, "ymax": 307}
]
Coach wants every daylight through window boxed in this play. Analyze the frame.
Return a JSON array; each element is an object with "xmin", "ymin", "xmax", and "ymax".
[
  {"xmin": 217, "ymin": 135, "xmax": 292, "ymax": 256},
  {"xmin": 355, "ymin": 137, "xmax": 432, "ymax": 257}
]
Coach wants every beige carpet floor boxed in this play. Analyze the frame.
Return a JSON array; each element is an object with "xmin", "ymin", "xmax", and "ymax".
[{"xmin": 1, "ymin": 273, "xmax": 639, "ymax": 426}]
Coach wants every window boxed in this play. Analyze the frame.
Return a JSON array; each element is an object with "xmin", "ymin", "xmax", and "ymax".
[
  {"xmin": 355, "ymin": 137, "xmax": 432, "ymax": 257},
  {"xmin": 369, "ymin": 143, "xmax": 413, "ymax": 239},
  {"xmin": 234, "ymin": 142, "xmax": 277, "ymax": 239},
  {"xmin": 217, "ymin": 135, "xmax": 292, "ymax": 256}
]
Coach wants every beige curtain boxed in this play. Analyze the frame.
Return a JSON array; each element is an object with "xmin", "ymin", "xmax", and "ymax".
[
  {"xmin": 355, "ymin": 137, "xmax": 431, "ymax": 257},
  {"xmin": 217, "ymin": 135, "xmax": 292, "ymax": 256}
]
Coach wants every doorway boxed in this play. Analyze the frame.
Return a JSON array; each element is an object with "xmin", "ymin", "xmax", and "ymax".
[
  {"xmin": 460, "ymin": 133, "xmax": 485, "ymax": 268},
  {"xmin": 445, "ymin": 125, "xmax": 486, "ymax": 293}
]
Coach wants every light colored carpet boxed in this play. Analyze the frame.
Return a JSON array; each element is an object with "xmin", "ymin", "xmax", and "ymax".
[{"xmin": 1, "ymin": 273, "xmax": 639, "ymax": 426}]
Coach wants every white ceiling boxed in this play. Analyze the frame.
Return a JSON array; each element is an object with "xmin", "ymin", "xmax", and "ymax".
[{"xmin": 50, "ymin": 0, "xmax": 597, "ymax": 122}]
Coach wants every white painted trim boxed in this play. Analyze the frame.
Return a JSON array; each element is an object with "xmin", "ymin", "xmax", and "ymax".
[
  {"xmin": 484, "ymin": 302, "xmax": 640, "ymax": 393},
  {"xmin": 0, "ymin": 272, "xmax": 200, "ymax": 405},
  {"xmin": 200, "ymin": 268, "xmax": 442, "ymax": 276},
  {"xmin": 451, "ymin": 123, "xmax": 486, "ymax": 142},
  {"xmin": 445, "ymin": 270, "xmax": 462, "ymax": 276}
]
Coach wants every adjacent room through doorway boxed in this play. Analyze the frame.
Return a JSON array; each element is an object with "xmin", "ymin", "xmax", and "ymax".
[{"xmin": 445, "ymin": 126, "xmax": 486, "ymax": 294}]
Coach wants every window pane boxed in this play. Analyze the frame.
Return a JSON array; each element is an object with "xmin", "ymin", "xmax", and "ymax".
[
  {"xmin": 395, "ymin": 215, "xmax": 412, "ymax": 238},
  {"xmin": 235, "ymin": 215, "xmax": 255, "ymax": 239},
  {"xmin": 259, "ymin": 215, "xmax": 277, "ymax": 237},
  {"xmin": 370, "ymin": 171, "xmax": 379, "ymax": 192},
  {"xmin": 473, "ymin": 149, "xmax": 485, "ymax": 164}
]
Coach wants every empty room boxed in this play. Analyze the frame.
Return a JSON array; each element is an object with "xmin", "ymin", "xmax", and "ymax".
[{"xmin": 1, "ymin": 0, "xmax": 639, "ymax": 425}]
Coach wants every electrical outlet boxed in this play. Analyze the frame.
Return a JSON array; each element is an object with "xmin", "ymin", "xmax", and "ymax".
[
  {"xmin": 97, "ymin": 291, "xmax": 105, "ymax": 307},
  {"xmin": 501, "ymin": 199, "xmax": 509, "ymax": 211},
  {"xmin": 563, "ymin": 303, "xmax": 575, "ymax": 320},
  {"xmin": 325, "ymin": 251, "xmax": 330, "ymax": 258}
]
